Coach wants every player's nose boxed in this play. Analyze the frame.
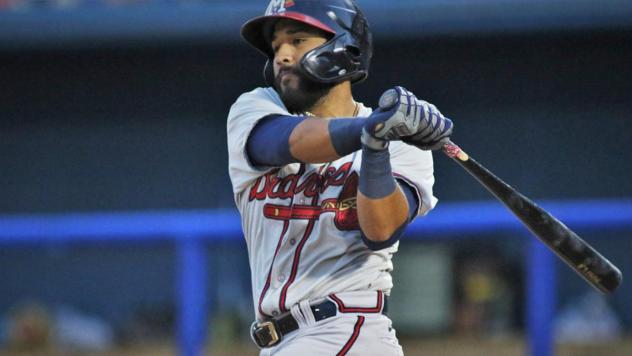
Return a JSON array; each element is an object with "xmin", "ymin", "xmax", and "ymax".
[{"xmin": 274, "ymin": 43, "xmax": 296, "ymax": 66}]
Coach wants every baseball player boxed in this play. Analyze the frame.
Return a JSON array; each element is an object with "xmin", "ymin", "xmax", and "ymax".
[{"xmin": 227, "ymin": 0, "xmax": 453, "ymax": 355}]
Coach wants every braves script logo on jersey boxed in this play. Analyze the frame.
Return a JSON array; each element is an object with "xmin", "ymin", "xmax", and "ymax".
[
  {"xmin": 265, "ymin": 0, "xmax": 295, "ymax": 15},
  {"xmin": 249, "ymin": 162, "xmax": 359, "ymax": 230}
]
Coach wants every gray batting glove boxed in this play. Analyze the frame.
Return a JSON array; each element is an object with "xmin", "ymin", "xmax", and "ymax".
[
  {"xmin": 362, "ymin": 86, "xmax": 454, "ymax": 151},
  {"xmin": 362, "ymin": 86, "xmax": 453, "ymax": 151},
  {"xmin": 361, "ymin": 86, "xmax": 423, "ymax": 150},
  {"xmin": 402, "ymin": 101, "xmax": 453, "ymax": 151}
]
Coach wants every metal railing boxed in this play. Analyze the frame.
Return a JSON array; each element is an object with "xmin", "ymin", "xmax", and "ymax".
[{"xmin": 1, "ymin": 199, "xmax": 630, "ymax": 356}]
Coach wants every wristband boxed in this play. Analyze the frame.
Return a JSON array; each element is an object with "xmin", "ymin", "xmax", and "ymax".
[
  {"xmin": 358, "ymin": 146, "xmax": 396, "ymax": 199},
  {"xmin": 327, "ymin": 118, "xmax": 365, "ymax": 157}
]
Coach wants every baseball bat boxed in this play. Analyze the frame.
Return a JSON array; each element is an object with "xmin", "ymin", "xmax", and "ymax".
[
  {"xmin": 441, "ymin": 141, "xmax": 622, "ymax": 294},
  {"xmin": 376, "ymin": 89, "xmax": 622, "ymax": 293}
]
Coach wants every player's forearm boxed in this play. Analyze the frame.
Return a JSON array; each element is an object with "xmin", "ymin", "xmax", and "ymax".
[
  {"xmin": 288, "ymin": 118, "xmax": 341, "ymax": 163},
  {"xmin": 289, "ymin": 117, "xmax": 367, "ymax": 163},
  {"xmin": 356, "ymin": 145, "xmax": 415, "ymax": 248},
  {"xmin": 357, "ymin": 188, "xmax": 409, "ymax": 241},
  {"xmin": 247, "ymin": 115, "xmax": 365, "ymax": 166}
]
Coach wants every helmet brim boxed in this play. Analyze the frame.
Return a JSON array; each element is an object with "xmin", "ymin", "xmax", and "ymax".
[{"xmin": 241, "ymin": 12, "xmax": 335, "ymax": 58}]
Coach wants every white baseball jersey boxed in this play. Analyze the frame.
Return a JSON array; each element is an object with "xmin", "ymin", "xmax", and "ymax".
[{"xmin": 227, "ymin": 87, "xmax": 438, "ymax": 321}]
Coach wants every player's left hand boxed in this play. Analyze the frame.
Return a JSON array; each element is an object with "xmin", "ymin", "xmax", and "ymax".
[
  {"xmin": 362, "ymin": 86, "xmax": 453, "ymax": 151},
  {"xmin": 379, "ymin": 87, "xmax": 453, "ymax": 151},
  {"xmin": 401, "ymin": 99, "xmax": 453, "ymax": 151}
]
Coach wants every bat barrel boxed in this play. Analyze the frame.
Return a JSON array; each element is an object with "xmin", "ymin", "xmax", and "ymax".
[{"xmin": 440, "ymin": 141, "xmax": 623, "ymax": 294}]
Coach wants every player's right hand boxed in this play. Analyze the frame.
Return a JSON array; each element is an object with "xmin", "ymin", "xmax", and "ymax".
[{"xmin": 361, "ymin": 86, "xmax": 453, "ymax": 151}]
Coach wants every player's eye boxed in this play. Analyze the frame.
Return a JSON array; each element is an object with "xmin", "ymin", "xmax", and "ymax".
[{"xmin": 292, "ymin": 38, "xmax": 306, "ymax": 46}]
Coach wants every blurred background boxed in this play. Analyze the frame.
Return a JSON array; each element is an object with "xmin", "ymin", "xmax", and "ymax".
[{"xmin": 1, "ymin": 0, "xmax": 631, "ymax": 355}]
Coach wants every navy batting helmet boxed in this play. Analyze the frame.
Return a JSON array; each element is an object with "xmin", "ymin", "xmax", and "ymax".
[{"xmin": 241, "ymin": 0, "xmax": 373, "ymax": 86}]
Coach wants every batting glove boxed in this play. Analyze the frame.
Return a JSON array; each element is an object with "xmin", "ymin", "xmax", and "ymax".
[
  {"xmin": 402, "ymin": 100, "xmax": 453, "ymax": 151},
  {"xmin": 361, "ymin": 86, "xmax": 422, "ymax": 150},
  {"xmin": 361, "ymin": 86, "xmax": 453, "ymax": 151}
]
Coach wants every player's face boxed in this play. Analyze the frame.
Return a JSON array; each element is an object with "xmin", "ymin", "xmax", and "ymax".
[
  {"xmin": 270, "ymin": 20, "xmax": 333, "ymax": 113},
  {"xmin": 270, "ymin": 21, "xmax": 327, "ymax": 87}
]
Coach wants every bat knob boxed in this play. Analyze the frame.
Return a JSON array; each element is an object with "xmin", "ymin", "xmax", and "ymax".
[{"xmin": 378, "ymin": 89, "xmax": 399, "ymax": 110}]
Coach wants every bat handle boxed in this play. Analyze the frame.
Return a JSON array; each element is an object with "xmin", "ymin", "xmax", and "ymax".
[{"xmin": 441, "ymin": 140, "xmax": 470, "ymax": 162}]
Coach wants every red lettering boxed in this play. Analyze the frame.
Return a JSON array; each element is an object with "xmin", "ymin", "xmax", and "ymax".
[
  {"xmin": 247, "ymin": 162, "xmax": 354, "ymax": 202},
  {"xmin": 248, "ymin": 176, "xmax": 266, "ymax": 201}
]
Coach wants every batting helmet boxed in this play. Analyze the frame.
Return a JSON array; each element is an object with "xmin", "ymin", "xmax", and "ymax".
[{"xmin": 241, "ymin": 0, "xmax": 373, "ymax": 86}]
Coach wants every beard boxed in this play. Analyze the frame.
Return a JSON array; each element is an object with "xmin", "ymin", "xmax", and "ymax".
[{"xmin": 274, "ymin": 66, "xmax": 335, "ymax": 114}]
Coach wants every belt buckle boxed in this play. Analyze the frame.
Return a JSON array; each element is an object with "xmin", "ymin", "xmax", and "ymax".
[{"xmin": 253, "ymin": 320, "xmax": 280, "ymax": 348}]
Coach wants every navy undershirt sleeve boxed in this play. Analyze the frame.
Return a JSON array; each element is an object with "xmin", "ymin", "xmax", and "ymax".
[
  {"xmin": 398, "ymin": 179, "xmax": 420, "ymax": 221},
  {"xmin": 246, "ymin": 114, "xmax": 304, "ymax": 167},
  {"xmin": 360, "ymin": 180, "xmax": 420, "ymax": 251}
]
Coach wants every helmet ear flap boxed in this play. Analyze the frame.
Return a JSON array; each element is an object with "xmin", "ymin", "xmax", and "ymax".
[{"xmin": 263, "ymin": 59, "xmax": 275, "ymax": 87}]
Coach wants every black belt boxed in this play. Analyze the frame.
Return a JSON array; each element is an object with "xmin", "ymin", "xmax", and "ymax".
[{"xmin": 251, "ymin": 297, "xmax": 388, "ymax": 348}]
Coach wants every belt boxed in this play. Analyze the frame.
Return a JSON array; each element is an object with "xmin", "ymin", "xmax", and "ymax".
[{"xmin": 251, "ymin": 296, "xmax": 388, "ymax": 348}]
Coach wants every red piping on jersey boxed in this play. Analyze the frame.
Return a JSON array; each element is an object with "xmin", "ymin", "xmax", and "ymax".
[
  {"xmin": 392, "ymin": 172, "xmax": 424, "ymax": 214},
  {"xmin": 329, "ymin": 291, "xmax": 384, "ymax": 313},
  {"xmin": 336, "ymin": 316, "xmax": 365, "ymax": 356},
  {"xmin": 278, "ymin": 218, "xmax": 316, "ymax": 312},
  {"xmin": 258, "ymin": 220, "xmax": 290, "ymax": 318}
]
